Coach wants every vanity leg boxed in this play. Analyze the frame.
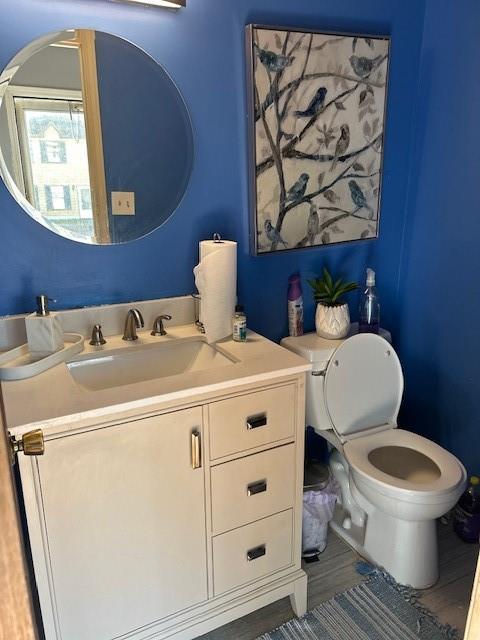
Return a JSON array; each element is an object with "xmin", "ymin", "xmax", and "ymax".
[{"xmin": 289, "ymin": 574, "xmax": 308, "ymax": 617}]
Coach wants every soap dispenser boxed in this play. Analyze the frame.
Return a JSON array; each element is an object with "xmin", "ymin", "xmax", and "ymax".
[{"xmin": 25, "ymin": 295, "xmax": 64, "ymax": 356}]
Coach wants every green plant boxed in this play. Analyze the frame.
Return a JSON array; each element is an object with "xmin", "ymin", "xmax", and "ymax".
[{"xmin": 308, "ymin": 267, "xmax": 358, "ymax": 306}]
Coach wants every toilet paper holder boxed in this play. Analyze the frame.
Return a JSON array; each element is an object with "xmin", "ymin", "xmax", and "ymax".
[{"xmin": 192, "ymin": 232, "xmax": 223, "ymax": 334}]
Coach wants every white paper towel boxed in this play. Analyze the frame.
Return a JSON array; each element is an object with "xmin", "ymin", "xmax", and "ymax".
[{"xmin": 193, "ymin": 239, "xmax": 237, "ymax": 344}]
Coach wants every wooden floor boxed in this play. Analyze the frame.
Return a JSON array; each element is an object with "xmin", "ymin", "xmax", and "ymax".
[{"xmin": 198, "ymin": 523, "xmax": 478, "ymax": 639}]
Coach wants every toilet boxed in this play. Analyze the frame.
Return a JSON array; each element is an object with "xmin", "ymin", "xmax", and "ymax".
[{"xmin": 281, "ymin": 329, "xmax": 467, "ymax": 589}]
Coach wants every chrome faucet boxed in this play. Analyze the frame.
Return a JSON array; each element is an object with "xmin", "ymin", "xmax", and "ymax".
[
  {"xmin": 123, "ymin": 308, "xmax": 144, "ymax": 341},
  {"xmin": 151, "ymin": 314, "xmax": 172, "ymax": 336}
]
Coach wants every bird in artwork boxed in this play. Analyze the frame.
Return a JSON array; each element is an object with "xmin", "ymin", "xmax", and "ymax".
[
  {"xmin": 348, "ymin": 180, "xmax": 374, "ymax": 218},
  {"xmin": 285, "ymin": 173, "xmax": 309, "ymax": 203},
  {"xmin": 254, "ymin": 43, "xmax": 295, "ymax": 73},
  {"xmin": 349, "ymin": 55, "xmax": 383, "ymax": 78},
  {"xmin": 264, "ymin": 219, "xmax": 288, "ymax": 248},
  {"xmin": 294, "ymin": 87, "xmax": 328, "ymax": 118},
  {"xmin": 306, "ymin": 203, "xmax": 319, "ymax": 245},
  {"xmin": 330, "ymin": 124, "xmax": 350, "ymax": 171}
]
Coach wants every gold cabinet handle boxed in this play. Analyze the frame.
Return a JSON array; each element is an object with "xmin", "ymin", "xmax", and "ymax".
[{"xmin": 191, "ymin": 429, "xmax": 201, "ymax": 469}]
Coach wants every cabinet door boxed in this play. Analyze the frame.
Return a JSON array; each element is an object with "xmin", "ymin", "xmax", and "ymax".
[{"xmin": 31, "ymin": 408, "xmax": 207, "ymax": 640}]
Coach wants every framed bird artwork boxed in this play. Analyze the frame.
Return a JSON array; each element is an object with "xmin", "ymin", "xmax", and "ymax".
[{"xmin": 246, "ymin": 25, "xmax": 390, "ymax": 254}]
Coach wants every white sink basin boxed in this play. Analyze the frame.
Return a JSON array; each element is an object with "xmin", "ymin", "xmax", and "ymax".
[{"xmin": 67, "ymin": 339, "xmax": 236, "ymax": 391}]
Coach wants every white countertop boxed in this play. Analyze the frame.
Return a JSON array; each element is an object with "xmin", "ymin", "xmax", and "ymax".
[{"xmin": 2, "ymin": 324, "xmax": 311, "ymax": 434}]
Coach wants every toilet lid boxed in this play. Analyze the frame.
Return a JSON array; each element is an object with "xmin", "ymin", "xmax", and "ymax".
[{"xmin": 324, "ymin": 333, "xmax": 403, "ymax": 440}]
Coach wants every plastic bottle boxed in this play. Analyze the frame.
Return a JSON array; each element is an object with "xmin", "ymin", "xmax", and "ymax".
[
  {"xmin": 359, "ymin": 268, "xmax": 380, "ymax": 334},
  {"xmin": 453, "ymin": 476, "xmax": 480, "ymax": 543},
  {"xmin": 288, "ymin": 274, "xmax": 304, "ymax": 337},
  {"xmin": 232, "ymin": 305, "xmax": 247, "ymax": 342}
]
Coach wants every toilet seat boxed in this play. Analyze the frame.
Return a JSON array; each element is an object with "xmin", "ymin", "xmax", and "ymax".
[
  {"xmin": 344, "ymin": 429, "xmax": 466, "ymax": 503},
  {"xmin": 322, "ymin": 334, "xmax": 466, "ymax": 503},
  {"xmin": 324, "ymin": 333, "xmax": 403, "ymax": 441}
]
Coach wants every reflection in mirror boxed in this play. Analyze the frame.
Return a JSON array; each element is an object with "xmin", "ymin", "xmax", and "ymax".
[{"xmin": 0, "ymin": 30, "xmax": 194, "ymax": 244}]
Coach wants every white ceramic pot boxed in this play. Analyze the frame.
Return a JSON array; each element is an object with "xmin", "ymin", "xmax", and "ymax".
[{"xmin": 315, "ymin": 302, "xmax": 350, "ymax": 339}]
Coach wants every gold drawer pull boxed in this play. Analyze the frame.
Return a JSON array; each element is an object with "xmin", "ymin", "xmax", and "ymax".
[
  {"xmin": 191, "ymin": 429, "xmax": 201, "ymax": 469},
  {"xmin": 247, "ymin": 544, "xmax": 266, "ymax": 562},
  {"xmin": 246, "ymin": 412, "xmax": 267, "ymax": 430},
  {"xmin": 247, "ymin": 479, "xmax": 267, "ymax": 496}
]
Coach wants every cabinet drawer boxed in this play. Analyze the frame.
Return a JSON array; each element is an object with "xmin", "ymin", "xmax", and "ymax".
[
  {"xmin": 211, "ymin": 444, "xmax": 295, "ymax": 534},
  {"xmin": 209, "ymin": 385, "xmax": 295, "ymax": 460},
  {"xmin": 212, "ymin": 510, "xmax": 293, "ymax": 595}
]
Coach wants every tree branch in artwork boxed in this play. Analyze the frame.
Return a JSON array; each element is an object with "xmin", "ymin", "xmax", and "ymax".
[
  {"xmin": 257, "ymin": 132, "xmax": 382, "ymax": 177},
  {"xmin": 286, "ymin": 135, "xmax": 382, "ymax": 165},
  {"xmin": 278, "ymin": 165, "xmax": 379, "ymax": 224},
  {"xmin": 256, "ymin": 84, "xmax": 284, "ymax": 208},
  {"xmin": 257, "ymin": 55, "xmax": 387, "ymax": 121},
  {"xmin": 281, "ymin": 34, "xmax": 313, "ymax": 124},
  {"xmin": 273, "ymin": 159, "xmax": 357, "ymax": 238},
  {"xmin": 257, "ymin": 71, "xmax": 377, "ymax": 177},
  {"xmin": 294, "ymin": 206, "xmax": 377, "ymax": 247},
  {"xmin": 257, "ymin": 68, "xmax": 385, "ymax": 178},
  {"xmin": 271, "ymin": 157, "xmax": 379, "ymax": 248},
  {"xmin": 257, "ymin": 31, "xmax": 292, "ymax": 236}
]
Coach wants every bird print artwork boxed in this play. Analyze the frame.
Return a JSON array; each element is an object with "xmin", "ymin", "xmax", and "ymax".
[
  {"xmin": 349, "ymin": 55, "xmax": 383, "ymax": 78},
  {"xmin": 348, "ymin": 180, "xmax": 374, "ymax": 218},
  {"xmin": 249, "ymin": 26, "xmax": 389, "ymax": 253},
  {"xmin": 307, "ymin": 203, "xmax": 320, "ymax": 245},
  {"xmin": 294, "ymin": 87, "xmax": 328, "ymax": 118},
  {"xmin": 254, "ymin": 43, "xmax": 295, "ymax": 73},
  {"xmin": 285, "ymin": 173, "xmax": 309, "ymax": 203},
  {"xmin": 330, "ymin": 124, "xmax": 350, "ymax": 171},
  {"xmin": 264, "ymin": 219, "xmax": 288, "ymax": 248}
]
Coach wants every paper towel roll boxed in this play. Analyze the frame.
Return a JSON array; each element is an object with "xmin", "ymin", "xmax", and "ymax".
[{"xmin": 193, "ymin": 238, "xmax": 237, "ymax": 344}]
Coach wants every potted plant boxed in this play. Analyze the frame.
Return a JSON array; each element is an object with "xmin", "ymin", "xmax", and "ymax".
[{"xmin": 308, "ymin": 267, "xmax": 358, "ymax": 339}]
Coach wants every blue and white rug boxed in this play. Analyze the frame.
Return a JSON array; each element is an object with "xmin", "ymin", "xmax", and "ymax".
[{"xmin": 258, "ymin": 569, "xmax": 459, "ymax": 640}]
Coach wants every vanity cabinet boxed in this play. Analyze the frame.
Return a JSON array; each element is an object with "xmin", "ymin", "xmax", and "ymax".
[
  {"xmin": 22, "ymin": 408, "xmax": 208, "ymax": 640},
  {"xmin": 11, "ymin": 377, "xmax": 307, "ymax": 640}
]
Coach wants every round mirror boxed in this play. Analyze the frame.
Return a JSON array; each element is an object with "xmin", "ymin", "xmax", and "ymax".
[{"xmin": 0, "ymin": 30, "xmax": 193, "ymax": 244}]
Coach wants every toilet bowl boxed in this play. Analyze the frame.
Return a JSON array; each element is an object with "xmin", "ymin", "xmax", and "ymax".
[{"xmin": 281, "ymin": 330, "xmax": 467, "ymax": 588}]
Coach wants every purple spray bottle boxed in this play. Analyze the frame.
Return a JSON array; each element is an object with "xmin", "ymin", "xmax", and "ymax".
[{"xmin": 288, "ymin": 274, "xmax": 304, "ymax": 337}]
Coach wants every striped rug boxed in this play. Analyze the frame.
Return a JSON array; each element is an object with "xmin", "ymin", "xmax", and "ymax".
[{"xmin": 257, "ymin": 571, "xmax": 458, "ymax": 640}]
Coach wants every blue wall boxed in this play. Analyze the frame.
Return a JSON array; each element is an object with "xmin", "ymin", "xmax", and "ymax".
[
  {"xmin": 397, "ymin": 0, "xmax": 480, "ymax": 474},
  {"xmin": 0, "ymin": 0, "xmax": 425, "ymax": 344}
]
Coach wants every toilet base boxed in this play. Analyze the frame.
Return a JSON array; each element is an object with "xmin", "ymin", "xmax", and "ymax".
[
  {"xmin": 329, "ymin": 449, "xmax": 439, "ymax": 589},
  {"xmin": 329, "ymin": 504, "xmax": 367, "ymax": 556},
  {"xmin": 351, "ymin": 480, "xmax": 439, "ymax": 588}
]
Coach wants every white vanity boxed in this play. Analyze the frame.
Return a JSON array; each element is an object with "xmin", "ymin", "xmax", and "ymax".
[{"xmin": 1, "ymin": 301, "xmax": 310, "ymax": 640}]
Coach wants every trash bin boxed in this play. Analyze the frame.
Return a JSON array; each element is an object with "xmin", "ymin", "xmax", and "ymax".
[{"xmin": 302, "ymin": 463, "xmax": 338, "ymax": 559}]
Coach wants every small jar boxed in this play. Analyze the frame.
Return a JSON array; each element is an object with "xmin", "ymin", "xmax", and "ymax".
[{"xmin": 232, "ymin": 305, "xmax": 247, "ymax": 342}]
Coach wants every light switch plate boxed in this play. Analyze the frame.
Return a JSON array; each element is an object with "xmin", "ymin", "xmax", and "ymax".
[{"xmin": 111, "ymin": 191, "xmax": 135, "ymax": 216}]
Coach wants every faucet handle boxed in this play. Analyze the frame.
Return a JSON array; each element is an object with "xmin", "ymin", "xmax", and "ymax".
[
  {"xmin": 89, "ymin": 324, "xmax": 107, "ymax": 346},
  {"xmin": 151, "ymin": 314, "xmax": 172, "ymax": 336}
]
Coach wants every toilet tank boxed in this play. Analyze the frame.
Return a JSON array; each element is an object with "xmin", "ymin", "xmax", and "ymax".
[
  {"xmin": 281, "ymin": 324, "xmax": 392, "ymax": 432},
  {"xmin": 281, "ymin": 332, "xmax": 339, "ymax": 431}
]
